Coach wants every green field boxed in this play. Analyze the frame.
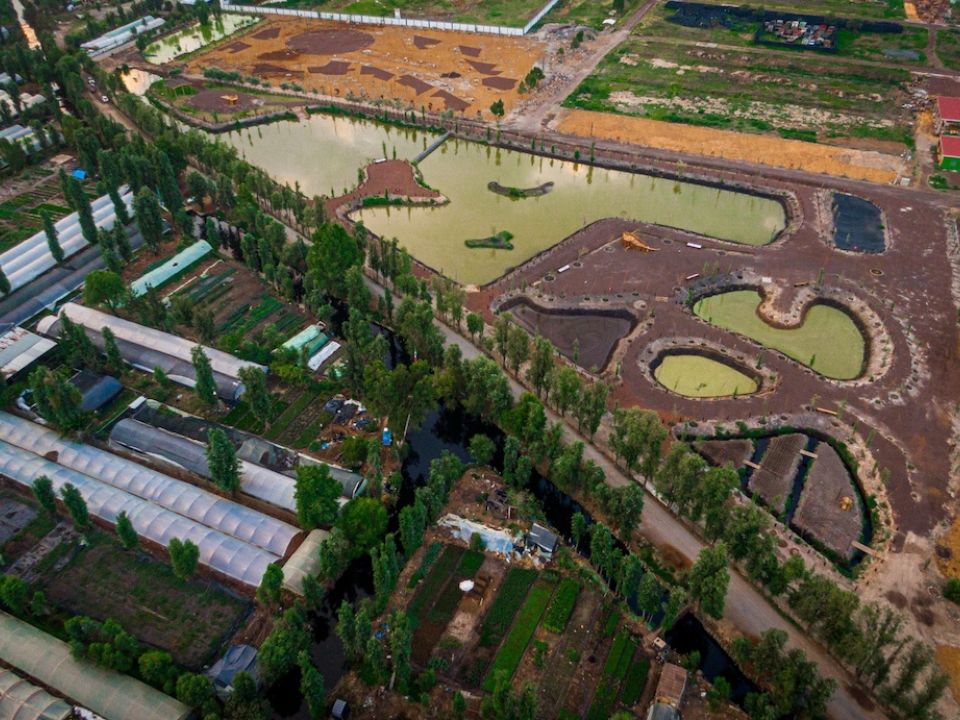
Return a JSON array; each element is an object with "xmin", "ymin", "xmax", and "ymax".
[
  {"xmin": 654, "ymin": 354, "xmax": 759, "ymax": 398},
  {"xmin": 682, "ymin": 0, "xmax": 905, "ymax": 20}
]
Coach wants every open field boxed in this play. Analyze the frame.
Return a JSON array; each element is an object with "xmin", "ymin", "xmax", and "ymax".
[
  {"xmin": 555, "ymin": 109, "xmax": 906, "ymax": 183},
  {"xmin": 562, "ymin": 28, "xmax": 916, "ymax": 151},
  {"xmin": 41, "ymin": 538, "xmax": 248, "ymax": 667},
  {"xmin": 186, "ymin": 17, "xmax": 544, "ymax": 118}
]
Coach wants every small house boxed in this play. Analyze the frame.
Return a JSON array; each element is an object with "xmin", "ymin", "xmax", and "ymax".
[
  {"xmin": 936, "ymin": 96, "xmax": 960, "ymax": 134},
  {"xmin": 655, "ymin": 663, "xmax": 688, "ymax": 707},
  {"xmin": 207, "ymin": 644, "xmax": 259, "ymax": 699},
  {"xmin": 527, "ymin": 523, "xmax": 559, "ymax": 558},
  {"xmin": 940, "ymin": 135, "xmax": 960, "ymax": 171}
]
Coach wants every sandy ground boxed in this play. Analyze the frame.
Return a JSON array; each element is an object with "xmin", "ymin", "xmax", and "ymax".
[
  {"xmin": 187, "ymin": 17, "xmax": 546, "ymax": 119},
  {"xmin": 554, "ymin": 108, "xmax": 908, "ymax": 185}
]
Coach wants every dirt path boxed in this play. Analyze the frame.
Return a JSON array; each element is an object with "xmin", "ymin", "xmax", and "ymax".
[{"xmin": 509, "ymin": 0, "xmax": 660, "ymax": 133}]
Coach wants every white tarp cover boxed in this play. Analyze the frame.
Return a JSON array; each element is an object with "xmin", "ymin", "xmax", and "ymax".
[
  {"xmin": 0, "ymin": 612, "xmax": 190, "ymax": 720},
  {"xmin": 281, "ymin": 528, "xmax": 330, "ymax": 596},
  {"xmin": 0, "ymin": 413, "xmax": 298, "ymax": 561}
]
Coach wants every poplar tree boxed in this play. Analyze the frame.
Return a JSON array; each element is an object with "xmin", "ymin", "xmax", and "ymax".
[
  {"xmin": 206, "ymin": 427, "xmax": 239, "ymax": 493},
  {"xmin": 60, "ymin": 483, "xmax": 90, "ymax": 529},
  {"xmin": 134, "ymin": 187, "xmax": 164, "ymax": 253},
  {"xmin": 42, "ymin": 210, "xmax": 63, "ymax": 263},
  {"xmin": 169, "ymin": 538, "xmax": 199, "ymax": 580},
  {"xmin": 116, "ymin": 511, "xmax": 138, "ymax": 549},
  {"xmin": 31, "ymin": 475, "xmax": 57, "ymax": 517},
  {"xmin": 190, "ymin": 345, "xmax": 217, "ymax": 406}
]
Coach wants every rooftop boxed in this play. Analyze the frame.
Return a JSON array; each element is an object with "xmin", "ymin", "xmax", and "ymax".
[
  {"xmin": 941, "ymin": 135, "xmax": 960, "ymax": 158},
  {"xmin": 655, "ymin": 663, "xmax": 687, "ymax": 707},
  {"xmin": 938, "ymin": 96, "xmax": 960, "ymax": 122}
]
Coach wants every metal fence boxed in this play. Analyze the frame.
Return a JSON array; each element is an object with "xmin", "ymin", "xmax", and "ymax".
[{"xmin": 219, "ymin": 0, "xmax": 559, "ymax": 36}]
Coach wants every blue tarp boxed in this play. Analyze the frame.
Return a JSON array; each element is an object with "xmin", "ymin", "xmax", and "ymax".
[
  {"xmin": 382, "ymin": 428, "xmax": 392, "ymax": 446},
  {"xmin": 71, "ymin": 169, "xmax": 87, "ymax": 180}
]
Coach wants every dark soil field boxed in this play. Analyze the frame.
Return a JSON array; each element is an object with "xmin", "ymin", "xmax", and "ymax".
[
  {"xmin": 43, "ymin": 541, "xmax": 248, "ymax": 667},
  {"xmin": 694, "ymin": 439, "xmax": 754, "ymax": 468},
  {"xmin": 750, "ymin": 433, "xmax": 806, "ymax": 513},
  {"xmin": 794, "ymin": 444, "xmax": 865, "ymax": 559}
]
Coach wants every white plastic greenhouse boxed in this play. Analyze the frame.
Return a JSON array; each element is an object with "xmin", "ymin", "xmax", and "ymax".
[
  {"xmin": 0, "ymin": 189, "xmax": 134, "ymax": 293},
  {"xmin": 0, "ymin": 412, "xmax": 298, "ymax": 561}
]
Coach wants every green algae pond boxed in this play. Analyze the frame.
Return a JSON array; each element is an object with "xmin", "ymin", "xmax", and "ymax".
[
  {"xmin": 693, "ymin": 290, "xmax": 865, "ymax": 380},
  {"xmin": 359, "ymin": 138, "xmax": 787, "ymax": 285},
  {"xmin": 216, "ymin": 114, "xmax": 434, "ymax": 201},
  {"xmin": 145, "ymin": 14, "xmax": 258, "ymax": 64},
  {"xmin": 654, "ymin": 354, "xmax": 759, "ymax": 398}
]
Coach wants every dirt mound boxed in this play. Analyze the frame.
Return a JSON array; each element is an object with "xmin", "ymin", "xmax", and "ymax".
[
  {"xmin": 252, "ymin": 26, "xmax": 280, "ymax": 40},
  {"xmin": 224, "ymin": 40, "xmax": 251, "ymax": 54},
  {"xmin": 459, "ymin": 45, "xmax": 481, "ymax": 57},
  {"xmin": 361, "ymin": 65, "xmax": 393, "ymax": 80},
  {"xmin": 483, "ymin": 76, "xmax": 516, "ymax": 90},
  {"xmin": 308, "ymin": 60, "xmax": 351, "ymax": 75},
  {"xmin": 441, "ymin": 71, "xmax": 462, "ymax": 79},
  {"xmin": 257, "ymin": 48, "xmax": 300, "ymax": 61},
  {"xmin": 398, "ymin": 75, "xmax": 432, "ymax": 95},
  {"xmin": 413, "ymin": 35, "xmax": 441, "ymax": 49},
  {"xmin": 286, "ymin": 28, "xmax": 374, "ymax": 54},
  {"xmin": 432, "ymin": 89, "xmax": 469, "ymax": 112}
]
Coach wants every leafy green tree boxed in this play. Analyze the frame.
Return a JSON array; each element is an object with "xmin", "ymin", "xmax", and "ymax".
[
  {"xmin": 0, "ymin": 576, "xmax": 28, "ymax": 615},
  {"xmin": 191, "ymin": 345, "xmax": 218, "ymax": 406},
  {"xmin": 115, "ymin": 511, "xmax": 138, "ymax": 549},
  {"xmin": 294, "ymin": 464, "xmax": 341, "ymax": 529},
  {"xmin": 505, "ymin": 325, "xmax": 529, "ymax": 376},
  {"xmin": 338, "ymin": 497, "xmax": 388, "ymax": 553},
  {"xmin": 453, "ymin": 691, "xmax": 467, "ymax": 720},
  {"xmin": 945, "ymin": 578, "xmax": 960, "ymax": 604},
  {"xmin": 258, "ymin": 603, "xmax": 312, "ymax": 685},
  {"xmin": 576, "ymin": 381, "xmax": 610, "ymax": 440},
  {"xmin": 317, "ymin": 528, "xmax": 352, "ymax": 582},
  {"xmin": 226, "ymin": 671, "xmax": 269, "ymax": 720},
  {"xmin": 661, "ymin": 588, "xmax": 687, "ymax": 631},
  {"xmin": 169, "ymin": 537, "xmax": 199, "ymax": 580},
  {"xmin": 257, "ymin": 563, "xmax": 284, "ymax": 607},
  {"xmin": 466, "ymin": 312, "xmax": 484, "ymax": 342},
  {"xmin": 636, "ymin": 571, "xmax": 662, "ymax": 621},
  {"xmin": 469, "ymin": 433, "xmax": 496, "ymax": 467},
  {"xmin": 43, "ymin": 210, "xmax": 64, "ymax": 263},
  {"xmin": 461, "ymin": 356, "xmax": 513, "ymax": 421},
  {"xmin": 389, "ymin": 610, "xmax": 412, "ymax": 692},
  {"xmin": 101, "ymin": 326, "xmax": 125, "ymax": 375},
  {"xmin": 481, "ymin": 670, "xmax": 537, "ymax": 720},
  {"xmin": 30, "ymin": 366, "xmax": 86, "ymax": 432},
  {"xmin": 135, "ymin": 186, "xmax": 164, "ymax": 252},
  {"xmin": 60, "ymin": 483, "xmax": 90, "ymax": 529},
  {"xmin": 571, "ymin": 511, "xmax": 587, "ymax": 550},
  {"xmin": 238, "ymin": 367, "xmax": 271, "ymax": 428},
  {"xmin": 31, "ymin": 475, "xmax": 57, "ymax": 517},
  {"xmin": 305, "ymin": 223, "xmax": 363, "ymax": 299},
  {"xmin": 493, "ymin": 313, "xmax": 511, "ymax": 364},
  {"xmin": 363, "ymin": 360, "xmax": 436, "ymax": 441},
  {"xmin": 30, "ymin": 590, "xmax": 46, "ymax": 617},
  {"xmin": 194, "ymin": 309, "xmax": 215, "ymax": 344},
  {"xmin": 299, "ymin": 650, "xmax": 326, "ymax": 720},
  {"xmin": 139, "ymin": 650, "xmax": 178, "ymax": 694},
  {"xmin": 610, "ymin": 407, "xmax": 666, "ymax": 477},
  {"xmin": 525, "ymin": 335, "xmax": 554, "ymax": 397},
  {"xmin": 83, "ymin": 269, "xmax": 126, "ymax": 310},
  {"xmin": 490, "ymin": 99, "xmax": 505, "ymax": 118},
  {"xmin": 550, "ymin": 366, "xmax": 581, "ymax": 417},
  {"xmin": 175, "ymin": 672, "xmax": 214, "ymax": 708},
  {"xmin": 206, "ymin": 427, "xmax": 240, "ymax": 493},
  {"xmin": 688, "ymin": 543, "xmax": 730, "ymax": 620},
  {"xmin": 655, "ymin": 443, "xmax": 708, "ymax": 518},
  {"xmin": 59, "ymin": 314, "xmax": 97, "ymax": 369}
]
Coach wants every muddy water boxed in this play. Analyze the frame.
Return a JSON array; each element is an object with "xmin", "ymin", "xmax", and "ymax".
[
  {"xmin": 358, "ymin": 137, "xmax": 786, "ymax": 285},
  {"xmin": 693, "ymin": 290, "xmax": 865, "ymax": 380},
  {"xmin": 216, "ymin": 114, "xmax": 434, "ymax": 200},
  {"xmin": 120, "ymin": 69, "xmax": 162, "ymax": 96},
  {"xmin": 654, "ymin": 354, "xmax": 759, "ymax": 397},
  {"xmin": 144, "ymin": 14, "xmax": 259, "ymax": 64}
]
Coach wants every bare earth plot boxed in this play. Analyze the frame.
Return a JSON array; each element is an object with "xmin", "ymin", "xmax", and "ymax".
[{"xmin": 187, "ymin": 18, "xmax": 544, "ymax": 117}]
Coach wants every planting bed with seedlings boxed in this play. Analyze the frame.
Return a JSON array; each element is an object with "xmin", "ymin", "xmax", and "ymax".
[
  {"xmin": 0, "ymin": 166, "xmax": 78, "ymax": 253},
  {"xmin": 693, "ymin": 439, "xmax": 754, "ymax": 469},
  {"xmin": 187, "ymin": 17, "xmax": 544, "ymax": 118},
  {"xmin": 749, "ymin": 433, "xmax": 807, "ymax": 514},
  {"xmin": 39, "ymin": 536, "xmax": 248, "ymax": 667}
]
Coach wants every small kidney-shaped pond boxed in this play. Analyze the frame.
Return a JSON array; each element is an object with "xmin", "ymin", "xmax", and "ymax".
[
  {"xmin": 653, "ymin": 353, "xmax": 759, "ymax": 398},
  {"xmin": 693, "ymin": 290, "xmax": 865, "ymax": 380}
]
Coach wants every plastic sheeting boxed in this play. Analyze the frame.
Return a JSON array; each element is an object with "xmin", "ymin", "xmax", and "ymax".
[
  {"xmin": 0, "ymin": 412, "xmax": 298, "ymax": 558},
  {"xmin": 0, "ymin": 612, "xmax": 190, "ymax": 720},
  {"xmin": 281, "ymin": 528, "xmax": 330, "ymax": 596},
  {"xmin": 131, "ymin": 240, "xmax": 213, "ymax": 297},
  {"xmin": 0, "ymin": 668, "xmax": 72, "ymax": 720},
  {"xmin": 0, "ymin": 439, "xmax": 282, "ymax": 587},
  {"xmin": 110, "ymin": 418, "xmax": 297, "ymax": 513}
]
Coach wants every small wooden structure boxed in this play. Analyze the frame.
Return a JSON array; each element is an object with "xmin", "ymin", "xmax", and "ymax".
[{"xmin": 221, "ymin": 94, "xmax": 239, "ymax": 106}]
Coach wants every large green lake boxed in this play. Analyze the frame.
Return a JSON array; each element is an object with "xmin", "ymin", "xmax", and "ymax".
[{"xmin": 694, "ymin": 290, "xmax": 865, "ymax": 380}]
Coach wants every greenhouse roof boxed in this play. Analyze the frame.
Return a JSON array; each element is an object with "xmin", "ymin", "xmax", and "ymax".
[
  {"xmin": 0, "ymin": 326, "xmax": 55, "ymax": 379},
  {"xmin": 110, "ymin": 418, "xmax": 297, "ymax": 513},
  {"xmin": 281, "ymin": 324, "xmax": 323, "ymax": 352},
  {"xmin": 0, "ymin": 412, "xmax": 297, "ymax": 557},
  {"xmin": 0, "ymin": 667, "xmax": 72, "ymax": 720},
  {"xmin": 0, "ymin": 612, "xmax": 190, "ymax": 720},
  {"xmin": 282, "ymin": 528, "xmax": 330, "ymax": 596},
  {"xmin": 131, "ymin": 240, "xmax": 213, "ymax": 297}
]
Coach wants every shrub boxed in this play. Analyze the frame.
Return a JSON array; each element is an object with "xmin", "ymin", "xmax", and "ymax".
[{"xmin": 945, "ymin": 577, "xmax": 960, "ymax": 604}]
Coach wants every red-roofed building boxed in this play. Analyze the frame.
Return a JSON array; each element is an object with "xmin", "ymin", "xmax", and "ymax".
[
  {"xmin": 936, "ymin": 97, "xmax": 960, "ymax": 133},
  {"xmin": 940, "ymin": 136, "xmax": 960, "ymax": 171}
]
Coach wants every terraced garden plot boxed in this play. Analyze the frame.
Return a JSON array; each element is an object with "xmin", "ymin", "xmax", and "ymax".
[
  {"xmin": 482, "ymin": 575, "xmax": 557, "ymax": 691},
  {"xmin": 748, "ymin": 433, "xmax": 807, "ymax": 513},
  {"xmin": 793, "ymin": 443, "xmax": 865, "ymax": 560},
  {"xmin": 412, "ymin": 549, "xmax": 485, "ymax": 665},
  {"xmin": 694, "ymin": 439, "xmax": 754, "ymax": 468},
  {"xmin": 585, "ymin": 628, "xmax": 639, "ymax": 719}
]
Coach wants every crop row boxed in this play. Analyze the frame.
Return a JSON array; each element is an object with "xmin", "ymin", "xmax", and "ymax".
[
  {"xmin": 408, "ymin": 545, "xmax": 464, "ymax": 627},
  {"xmin": 478, "ymin": 567, "xmax": 538, "ymax": 647},
  {"xmin": 482, "ymin": 577, "xmax": 556, "ymax": 692},
  {"xmin": 586, "ymin": 628, "xmax": 638, "ymax": 720},
  {"xmin": 543, "ymin": 577, "xmax": 580, "ymax": 634}
]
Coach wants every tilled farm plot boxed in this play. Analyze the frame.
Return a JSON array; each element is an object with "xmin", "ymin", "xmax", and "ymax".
[
  {"xmin": 694, "ymin": 439, "xmax": 754, "ymax": 468},
  {"xmin": 749, "ymin": 433, "xmax": 806, "ymax": 514},
  {"xmin": 793, "ymin": 443, "xmax": 865, "ymax": 560},
  {"xmin": 187, "ymin": 18, "xmax": 544, "ymax": 118}
]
